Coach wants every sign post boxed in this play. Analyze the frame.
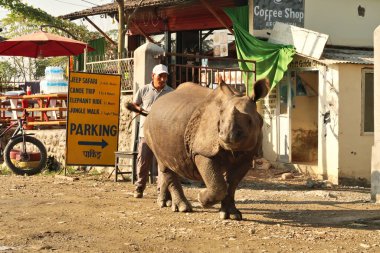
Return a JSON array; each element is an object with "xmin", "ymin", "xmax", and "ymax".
[{"xmin": 66, "ymin": 72, "xmax": 121, "ymax": 166}]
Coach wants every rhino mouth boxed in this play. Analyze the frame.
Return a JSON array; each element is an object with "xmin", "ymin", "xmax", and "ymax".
[
  {"xmin": 219, "ymin": 139, "xmax": 247, "ymax": 151},
  {"xmin": 218, "ymin": 128, "xmax": 247, "ymax": 151}
]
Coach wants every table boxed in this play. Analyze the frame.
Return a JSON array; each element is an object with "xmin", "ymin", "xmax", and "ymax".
[
  {"xmin": 22, "ymin": 93, "xmax": 67, "ymax": 121},
  {"xmin": 0, "ymin": 95, "xmax": 23, "ymax": 120},
  {"xmin": 0, "ymin": 93, "xmax": 67, "ymax": 125}
]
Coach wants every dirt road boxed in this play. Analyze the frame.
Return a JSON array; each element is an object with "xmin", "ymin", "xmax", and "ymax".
[{"xmin": 0, "ymin": 169, "xmax": 379, "ymax": 253}]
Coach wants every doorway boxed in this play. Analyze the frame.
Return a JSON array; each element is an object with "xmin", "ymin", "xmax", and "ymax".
[
  {"xmin": 290, "ymin": 70, "xmax": 319, "ymax": 164},
  {"xmin": 277, "ymin": 70, "xmax": 319, "ymax": 164}
]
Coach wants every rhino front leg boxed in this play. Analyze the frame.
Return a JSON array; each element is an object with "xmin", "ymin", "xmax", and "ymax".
[
  {"xmin": 220, "ymin": 162, "xmax": 251, "ymax": 220},
  {"xmin": 194, "ymin": 155, "xmax": 227, "ymax": 208},
  {"xmin": 160, "ymin": 168, "xmax": 192, "ymax": 212}
]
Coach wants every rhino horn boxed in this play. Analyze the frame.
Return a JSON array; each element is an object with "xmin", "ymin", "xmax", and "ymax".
[
  {"xmin": 232, "ymin": 105, "xmax": 240, "ymax": 115},
  {"xmin": 251, "ymin": 78, "xmax": 270, "ymax": 102}
]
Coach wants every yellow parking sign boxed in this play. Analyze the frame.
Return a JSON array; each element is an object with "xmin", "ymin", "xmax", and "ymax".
[{"xmin": 66, "ymin": 72, "xmax": 121, "ymax": 166}]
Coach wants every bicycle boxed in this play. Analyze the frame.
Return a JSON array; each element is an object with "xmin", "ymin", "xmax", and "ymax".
[{"xmin": 0, "ymin": 110, "xmax": 47, "ymax": 175}]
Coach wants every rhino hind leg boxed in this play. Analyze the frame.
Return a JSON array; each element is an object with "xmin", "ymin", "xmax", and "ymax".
[
  {"xmin": 159, "ymin": 168, "xmax": 192, "ymax": 212},
  {"xmin": 157, "ymin": 163, "xmax": 172, "ymax": 208},
  {"xmin": 157, "ymin": 190, "xmax": 172, "ymax": 208}
]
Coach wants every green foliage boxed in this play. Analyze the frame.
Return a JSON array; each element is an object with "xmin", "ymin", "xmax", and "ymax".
[
  {"xmin": 0, "ymin": 0, "xmax": 99, "ymax": 83},
  {"xmin": 88, "ymin": 169, "xmax": 103, "ymax": 176},
  {"xmin": 34, "ymin": 57, "xmax": 67, "ymax": 80},
  {"xmin": 106, "ymin": 29, "xmax": 120, "ymax": 42},
  {"xmin": 1, "ymin": 12, "xmax": 39, "ymax": 39},
  {"xmin": 0, "ymin": 0, "xmax": 98, "ymax": 42},
  {"xmin": 0, "ymin": 163, "xmax": 12, "ymax": 175},
  {"xmin": 0, "ymin": 13, "xmax": 68, "ymax": 81},
  {"xmin": 0, "ymin": 0, "xmax": 59, "ymax": 26},
  {"xmin": 63, "ymin": 166, "xmax": 82, "ymax": 175},
  {"xmin": 0, "ymin": 61, "xmax": 17, "ymax": 84}
]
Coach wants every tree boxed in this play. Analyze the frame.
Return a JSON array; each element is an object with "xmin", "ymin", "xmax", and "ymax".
[
  {"xmin": 0, "ymin": 0, "xmax": 100, "ymax": 83},
  {"xmin": 115, "ymin": 0, "xmax": 126, "ymax": 59},
  {"xmin": 0, "ymin": 13, "xmax": 68, "ymax": 82},
  {"xmin": 0, "ymin": 61, "xmax": 17, "ymax": 85},
  {"xmin": 115, "ymin": 0, "xmax": 144, "ymax": 59},
  {"xmin": 0, "ymin": 0, "xmax": 97, "ymax": 42}
]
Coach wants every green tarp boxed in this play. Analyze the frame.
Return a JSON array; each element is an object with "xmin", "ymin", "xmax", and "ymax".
[
  {"xmin": 75, "ymin": 37, "xmax": 106, "ymax": 71},
  {"xmin": 224, "ymin": 6, "xmax": 295, "ymax": 94}
]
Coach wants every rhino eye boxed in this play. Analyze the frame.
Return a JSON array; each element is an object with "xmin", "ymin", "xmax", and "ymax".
[{"xmin": 248, "ymin": 118, "xmax": 252, "ymax": 126}]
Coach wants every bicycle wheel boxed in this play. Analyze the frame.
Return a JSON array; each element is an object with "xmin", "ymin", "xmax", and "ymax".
[{"xmin": 4, "ymin": 135, "xmax": 47, "ymax": 176}]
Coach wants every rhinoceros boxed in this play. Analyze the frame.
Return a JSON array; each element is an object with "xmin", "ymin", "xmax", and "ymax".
[{"xmin": 143, "ymin": 79, "xmax": 269, "ymax": 220}]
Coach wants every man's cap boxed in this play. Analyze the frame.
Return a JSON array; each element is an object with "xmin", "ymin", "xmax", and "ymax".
[{"xmin": 152, "ymin": 64, "xmax": 169, "ymax": 75}]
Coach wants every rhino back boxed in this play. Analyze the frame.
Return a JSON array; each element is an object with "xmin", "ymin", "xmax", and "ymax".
[{"xmin": 144, "ymin": 83, "xmax": 211, "ymax": 179}]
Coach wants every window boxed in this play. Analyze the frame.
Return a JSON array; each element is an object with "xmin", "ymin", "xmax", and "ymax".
[{"xmin": 362, "ymin": 68, "xmax": 374, "ymax": 133}]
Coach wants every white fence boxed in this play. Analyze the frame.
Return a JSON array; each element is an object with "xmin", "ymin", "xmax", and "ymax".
[{"xmin": 86, "ymin": 58, "xmax": 134, "ymax": 92}]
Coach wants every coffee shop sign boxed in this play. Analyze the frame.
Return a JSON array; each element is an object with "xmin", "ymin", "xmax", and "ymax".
[{"xmin": 253, "ymin": 0, "xmax": 305, "ymax": 30}]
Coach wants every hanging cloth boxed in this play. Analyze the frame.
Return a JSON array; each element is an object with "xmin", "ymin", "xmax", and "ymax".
[{"xmin": 224, "ymin": 6, "xmax": 296, "ymax": 94}]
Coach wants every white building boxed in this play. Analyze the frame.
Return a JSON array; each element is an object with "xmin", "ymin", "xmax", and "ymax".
[{"xmin": 250, "ymin": 0, "xmax": 378, "ymax": 185}]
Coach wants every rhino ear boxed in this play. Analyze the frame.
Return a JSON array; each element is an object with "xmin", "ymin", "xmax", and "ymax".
[
  {"xmin": 219, "ymin": 78, "xmax": 242, "ymax": 97},
  {"xmin": 185, "ymin": 100, "xmax": 220, "ymax": 157},
  {"xmin": 251, "ymin": 78, "xmax": 270, "ymax": 102}
]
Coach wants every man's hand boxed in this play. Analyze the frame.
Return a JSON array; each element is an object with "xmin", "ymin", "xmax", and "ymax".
[{"xmin": 126, "ymin": 102, "xmax": 148, "ymax": 116}]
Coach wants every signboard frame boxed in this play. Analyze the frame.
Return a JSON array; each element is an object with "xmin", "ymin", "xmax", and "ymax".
[
  {"xmin": 66, "ymin": 71, "xmax": 122, "ymax": 166},
  {"xmin": 268, "ymin": 22, "xmax": 329, "ymax": 59}
]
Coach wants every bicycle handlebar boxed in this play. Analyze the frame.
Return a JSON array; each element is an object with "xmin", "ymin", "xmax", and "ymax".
[
  {"xmin": 22, "ymin": 109, "xmax": 30, "ymax": 120},
  {"xmin": 15, "ymin": 109, "xmax": 30, "ymax": 129}
]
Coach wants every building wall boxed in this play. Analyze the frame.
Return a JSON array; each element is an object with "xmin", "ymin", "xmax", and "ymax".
[
  {"xmin": 261, "ymin": 88, "xmax": 279, "ymax": 162},
  {"xmin": 249, "ymin": 0, "xmax": 380, "ymax": 47},
  {"xmin": 372, "ymin": 26, "xmax": 380, "ymax": 201},
  {"xmin": 305, "ymin": 0, "xmax": 379, "ymax": 47},
  {"xmin": 318, "ymin": 65, "xmax": 340, "ymax": 183},
  {"xmin": 338, "ymin": 64, "xmax": 374, "ymax": 184},
  {"xmin": 261, "ymin": 61, "xmax": 374, "ymax": 184}
]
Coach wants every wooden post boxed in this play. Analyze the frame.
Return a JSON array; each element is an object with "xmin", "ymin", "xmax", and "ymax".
[
  {"xmin": 199, "ymin": 0, "xmax": 234, "ymax": 35},
  {"xmin": 249, "ymin": 0, "xmax": 254, "ymax": 35},
  {"xmin": 84, "ymin": 17, "xmax": 117, "ymax": 46}
]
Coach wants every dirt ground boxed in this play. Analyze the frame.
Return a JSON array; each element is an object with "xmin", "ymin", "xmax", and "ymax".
[{"xmin": 0, "ymin": 167, "xmax": 380, "ymax": 253}]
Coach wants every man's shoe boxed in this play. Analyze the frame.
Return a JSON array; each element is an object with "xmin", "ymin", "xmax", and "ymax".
[{"xmin": 133, "ymin": 189, "xmax": 143, "ymax": 198}]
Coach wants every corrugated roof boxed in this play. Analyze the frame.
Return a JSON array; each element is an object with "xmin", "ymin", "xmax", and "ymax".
[
  {"xmin": 60, "ymin": 0, "xmax": 194, "ymax": 20},
  {"xmin": 318, "ymin": 47, "xmax": 373, "ymax": 65}
]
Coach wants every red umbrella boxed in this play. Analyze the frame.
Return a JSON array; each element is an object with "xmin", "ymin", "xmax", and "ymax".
[{"xmin": 0, "ymin": 30, "xmax": 94, "ymax": 58}]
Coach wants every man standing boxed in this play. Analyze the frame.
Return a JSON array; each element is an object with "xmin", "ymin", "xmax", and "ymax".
[{"xmin": 129, "ymin": 64, "xmax": 173, "ymax": 198}]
